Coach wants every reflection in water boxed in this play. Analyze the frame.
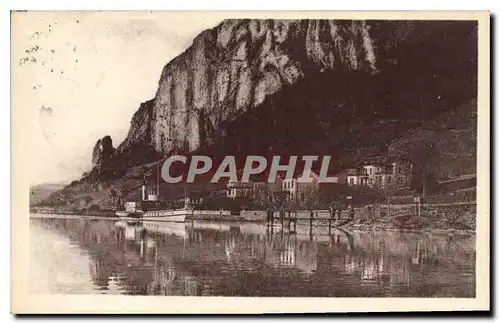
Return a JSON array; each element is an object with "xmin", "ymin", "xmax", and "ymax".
[{"xmin": 30, "ymin": 216, "xmax": 475, "ymax": 297}]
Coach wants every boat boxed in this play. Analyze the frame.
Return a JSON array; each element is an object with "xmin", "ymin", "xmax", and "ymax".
[
  {"xmin": 115, "ymin": 193, "xmax": 191, "ymax": 223},
  {"xmin": 140, "ymin": 201, "xmax": 190, "ymax": 223},
  {"xmin": 115, "ymin": 161, "xmax": 189, "ymax": 223},
  {"xmin": 115, "ymin": 210, "xmax": 142, "ymax": 218}
]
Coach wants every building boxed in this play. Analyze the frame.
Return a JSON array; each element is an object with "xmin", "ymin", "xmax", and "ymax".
[
  {"xmin": 245, "ymin": 171, "xmax": 285, "ymax": 206},
  {"xmin": 347, "ymin": 167, "xmax": 369, "ymax": 187},
  {"xmin": 226, "ymin": 181, "xmax": 253, "ymax": 199},
  {"xmin": 346, "ymin": 155, "xmax": 413, "ymax": 190},
  {"xmin": 252, "ymin": 178, "xmax": 283, "ymax": 206},
  {"xmin": 282, "ymin": 170, "xmax": 321, "ymax": 205}
]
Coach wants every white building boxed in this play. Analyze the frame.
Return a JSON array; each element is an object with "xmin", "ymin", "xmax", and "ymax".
[
  {"xmin": 227, "ymin": 181, "xmax": 253, "ymax": 199},
  {"xmin": 347, "ymin": 156, "xmax": 412, "ymax": 190}
]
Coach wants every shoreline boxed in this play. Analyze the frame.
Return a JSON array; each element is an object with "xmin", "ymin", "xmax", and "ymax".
[{"xmin": 29, "ymin": 212, "xmax": 476, "ymax": 235}]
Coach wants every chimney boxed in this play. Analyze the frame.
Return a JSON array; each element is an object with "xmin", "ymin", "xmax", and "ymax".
[{"xmin": 142, "ymin": 185, "xmax": 147, "ymax": 201}]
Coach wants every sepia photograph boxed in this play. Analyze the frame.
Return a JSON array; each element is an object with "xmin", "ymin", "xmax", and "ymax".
[{"xmin": 10, "ymin": 11, "xmax": 490, "ymax": 313}]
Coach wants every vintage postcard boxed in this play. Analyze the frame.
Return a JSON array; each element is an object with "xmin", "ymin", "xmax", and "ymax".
[{"xmin": 11, "ymin": 11, "xmax": 490, "ymax": 313}]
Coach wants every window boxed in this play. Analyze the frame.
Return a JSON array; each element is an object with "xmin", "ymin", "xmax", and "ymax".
[{"xmin": 349, "ymin": 177, "xmax": 354, "ymax": 185}]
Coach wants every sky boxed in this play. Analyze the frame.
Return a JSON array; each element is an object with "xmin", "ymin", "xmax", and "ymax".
[{"xmin": 12, "ymin": 11, "xmax": 222, "ymax": 186}]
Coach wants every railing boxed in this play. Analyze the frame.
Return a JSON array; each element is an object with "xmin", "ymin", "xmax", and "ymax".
[{"xmin": 387, "ymin": 191, "xmax": 476, "ymax": 205}]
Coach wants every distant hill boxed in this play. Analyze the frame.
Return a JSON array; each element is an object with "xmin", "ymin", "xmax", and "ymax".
[{"xmin": 30, "ymin": 183, "xmax": 66, "ymax": 206}]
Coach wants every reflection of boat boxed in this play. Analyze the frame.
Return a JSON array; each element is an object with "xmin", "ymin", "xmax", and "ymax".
[
  {"xmin": 115, "ymin": 220, "xmax": 128, "ymax": 228},
  {"xmin": 141, "ymin": 221, "xmax": 187, "ymax": 239},
  {"xmin": 124, "ymin": 224, "xmax": 137, "ymax": 240}
]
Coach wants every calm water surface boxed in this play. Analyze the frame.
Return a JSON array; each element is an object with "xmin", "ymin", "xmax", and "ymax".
[{"xmin": 30, "ymin": 215, "xmax": 475, "ymax": 297}]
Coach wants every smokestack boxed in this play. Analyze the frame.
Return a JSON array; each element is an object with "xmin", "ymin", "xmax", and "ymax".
[{"xmin": 142, "ymin": 185, "xmax": 146, "ymax": 201}]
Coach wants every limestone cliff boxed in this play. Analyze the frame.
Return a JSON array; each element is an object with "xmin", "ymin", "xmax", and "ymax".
[
  {"xmin": 115, "ymin": 19, "xmax": 477, "ymax": 165},
  {"xmin": 118, "ymin": 20, "xmax": 380, "ymax": 156}
]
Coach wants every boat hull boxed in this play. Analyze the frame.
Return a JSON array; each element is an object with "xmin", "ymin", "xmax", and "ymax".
[
  {"xmin": 115, "ymin": 211, "xmax": 143, "ymax": 218},
  {"xmin": 140, "ymin": 209, "xmax": 188, "ymax": 222}
]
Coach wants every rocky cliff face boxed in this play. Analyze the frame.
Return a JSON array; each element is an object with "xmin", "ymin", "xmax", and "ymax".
[
  {"xmin": 113, "ymin": 19, "xmax": 476, "ymax": 167},
  {"xmin": 92, "ymin": 135, "xmax": 115, "ymax": 172},
  {"xmin": 118, "ymin": 20, "xmax": 382, "ymax": 156}
]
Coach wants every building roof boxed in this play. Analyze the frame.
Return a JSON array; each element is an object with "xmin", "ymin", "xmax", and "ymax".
[{"xmin": 356, "ymin": 154, "xmax": 411, "ymax": 167}]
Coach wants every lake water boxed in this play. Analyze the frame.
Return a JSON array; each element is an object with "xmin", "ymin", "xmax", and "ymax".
[{"xmin": 29, "ymin": 215, "xmax": 475, "ymax": 297}]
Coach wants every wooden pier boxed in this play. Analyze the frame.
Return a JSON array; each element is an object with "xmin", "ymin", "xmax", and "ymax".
[{"xmin": 265, "ymin": 207, "xmax": 354, "ymax": 235}]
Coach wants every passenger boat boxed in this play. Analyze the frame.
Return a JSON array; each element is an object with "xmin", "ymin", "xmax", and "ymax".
[
  {"xmin": 140, "ymin": 201, "xmax": 190, "ymax": 223},
  {"xmin": 115, "ymin": 210, "xmax": 142, "ymax": 218},
  {"xmin": 114, "ymin": 161, "xmax": 189, "ymax": 223},
  {"xmin": 115, "ymin": 196, "xmax": 190, "ymax": 223}
]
